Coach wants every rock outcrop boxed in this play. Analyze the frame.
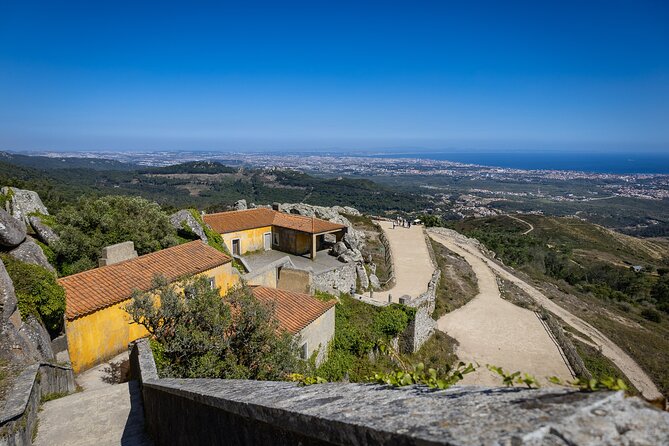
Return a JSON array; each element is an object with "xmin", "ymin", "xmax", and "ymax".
[
  {"xmin": 233, "ymin": 199, "xmax": 247, "ymax": 210},
  {"xmin": 1, "ymin": 186, "xmax": 49, "ymax": 225},
  {"xmin": 0, "ymin": 259, "xmax": 54, "ymax": 365},
  {"xmin": 170, "ymin": 210, "xmax": 208, "ymax": 244},
  {"xmin": 0, "ymin": 208, "xmax": 27, "ymax": 247},
  {"xmin": 356, "ymin": 264, "xmax": 369, "ymax": 290},
  {"xmin": 29, "ymin": 215, "xmax": 60, "ymax": 246},
  {"xmin": 369, "ymin": 273, "xmax": 380, "ymax": 289},
  {"xmin": 8, "ymin": 237, "xmax": 56, "ymax": 272}
]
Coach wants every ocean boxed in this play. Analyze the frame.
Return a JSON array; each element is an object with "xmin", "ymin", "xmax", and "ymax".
[{"xmin": 367, "ymin": 152, "xmax": 669, "ymax": 174}]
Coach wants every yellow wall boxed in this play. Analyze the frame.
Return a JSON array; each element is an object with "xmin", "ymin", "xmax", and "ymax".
[
  {"xmin": 223, "ymin": 226, "xmax": 272, "ymax": 255},
  {"xmin": 66, "ymin": 262, "xmax": 239, "ymax": 374}
]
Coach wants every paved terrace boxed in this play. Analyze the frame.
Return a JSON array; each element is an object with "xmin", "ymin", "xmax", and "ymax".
[
  {"xmin": 243, "ymin": 248, "xmax": 342, "ymax": 275},
  {"xmin": 371, "ymin": 220, "xmax": 434, "ymax": 303}
]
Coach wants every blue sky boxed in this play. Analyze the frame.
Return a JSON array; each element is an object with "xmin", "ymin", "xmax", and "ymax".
[{"xmin": 0, "ymin": 1, "xmax": 667, "ymax": 152}]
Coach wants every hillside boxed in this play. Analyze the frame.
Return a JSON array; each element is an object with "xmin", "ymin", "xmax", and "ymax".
[
  {"xmin": 0, "ymin": 157, "xmax": 427, "ymax": 214},
  {"xmin": 448, "ymin": 214, "xmax": 669, "ymax": 397}
]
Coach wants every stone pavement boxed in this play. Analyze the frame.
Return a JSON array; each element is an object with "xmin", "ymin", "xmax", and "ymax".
[
  {"xmin": 34, "ymin": 352, "xmax": 152, "ymax": 446},
  {"xmin": 371, "ymin": 220, "xmax": 434, "ymax": 303}
]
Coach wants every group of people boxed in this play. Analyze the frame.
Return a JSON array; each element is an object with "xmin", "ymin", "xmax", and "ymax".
[{"xmin": 391, "ymin": 217, "xmax": 413, "ymax": 229}]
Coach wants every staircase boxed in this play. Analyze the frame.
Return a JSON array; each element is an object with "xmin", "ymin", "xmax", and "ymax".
[{"xmin": 34, "ymin": 352, "xmax": 152, "ymax": 446}]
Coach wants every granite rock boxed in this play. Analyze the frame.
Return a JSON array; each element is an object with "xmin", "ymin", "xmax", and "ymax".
[
  {"xmin": 28, "ymin": 215, "xmax": 60, "ymax": 246},
  {"xmin": 8, "ymin": 238, "xmax": 56, "ymax": 272},
  {"xmin": 233, "ymin": 199, "xmax": 247, "ymax": 210},
  {"xmin": 1, "ymin": 186, "xmax": 49, "ymax": 225},
  {"xmin": 0, "ymin": 208, "xmax": 27, "ymax": 248},
  {"xmin": 356, "ymin": 264, "xmax": 369, "ymax": 290},
  {"xmin": 170, "ymin": 210, "xmax": 208, "ymax": 244}
]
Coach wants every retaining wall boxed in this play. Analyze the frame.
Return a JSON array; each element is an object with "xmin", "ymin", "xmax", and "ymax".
[
  {"xmin": 128, "ymin": 338, "xmax": 668, "ymax": 446},
  {"xmin": 0, "ymin": 363, "xmax": 75, "ymax": 446}
]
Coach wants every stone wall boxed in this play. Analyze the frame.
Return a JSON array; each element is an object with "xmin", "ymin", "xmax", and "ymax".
[
  {"xmin": 399, "ymin": 270, "xmax": 440, "ymax": 354},
  {"xmin": 311, "ymin": 263, "xmax": 356, "ymax": 296},
  {"xmin": 129, "ymin": 338, "xmax": 669, "ymax": 446},
  {"xmin": 276, "ymin": 267, "xmax": 312, "ymax": 294},
  {"xmin": 541, "ymin": 310, "xmax": 592, "ymax": 380},
  {"xmin": 0, "ymin": 363, "xmax": 75, "ymax": 446}
]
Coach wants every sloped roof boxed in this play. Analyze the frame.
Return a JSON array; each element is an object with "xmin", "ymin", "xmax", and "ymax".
[
  {"xmin": 59, "ymin": 241, "xmax": 231, "ymax": 320},
  {"xmin": 203, "ymin": 208, "xmax": 346, "ymax": 235},
  {"xmin": 251, "ymin": 286, "xmax": 336, "ymax": 334}
]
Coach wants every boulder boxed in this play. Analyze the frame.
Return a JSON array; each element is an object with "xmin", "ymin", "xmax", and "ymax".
[
  {"xmin": 331, "ymin": 241, "xmax": 347, "ymax": 257},
  {"xmin": 9, "ymin": 238, "xmax": 56, "ymax": 273},
  {"xmin": 1, "ymin": 187, "xmax": 49, "ymax": 225},
  {"xmin": 343, "ymin": 231, "xmax": 366, "ymax": 252},
  {"xmin": 340, "ymin": 248, "xmax": 363, "ymax": 263},
  {"xmin": 369, "ymin": 274, "xmax": 381, "ymax": 290},
  {"xmin": 18, "ymin": 315, "xmax": 55, "ymax": 361},
  {"xmin": 170, "ymin": 210, "xmax": 208, "ymax": 244},
  {"xmin": 233, "ymin": 199, "xmax": 247, "ymax": 211},
  {"xmin": 0, "ymin": 259, "xmax": 17, "ymax": 322},
  {"xmin": 356, "ymin": 264, "xmax": 369, "ymax": 290},
  {"xmin": 28, "ymin": 215, "xmax": 60, "ymax": 246},
  {"xmin": 0, "ymin": 209, "xmax": 27, "ymax": 248}
]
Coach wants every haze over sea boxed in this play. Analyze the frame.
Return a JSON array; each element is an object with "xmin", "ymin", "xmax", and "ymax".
[{"xmin": 367, "ymin": 152, "xmax": 669, "ymax": 175}]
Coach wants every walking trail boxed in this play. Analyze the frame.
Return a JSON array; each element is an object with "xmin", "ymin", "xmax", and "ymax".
[
  {"xmin": 429, "ymin": 231, "xmax": 573, "ymax": 386},
  {"xmin": 372, "ymin": 220, "xmax": 434, "ymax": 303},
  {"xmin": 429, "ymin": 229, "xmax": 663, "ymax": 401},
  {"xmin": 506, "ymin": 214, "xmax": 534, "ymax": 235},
  {"xmin": 34, "ymin": 352, "xmax": 152, "ymax": 446}
]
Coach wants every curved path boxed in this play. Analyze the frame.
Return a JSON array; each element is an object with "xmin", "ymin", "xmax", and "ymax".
[
  {"xmin": 429, "ymin": 231, "xmax": 573, "ymax": 387},
  {"xmin": 371, "ymin": 220, "xmax": 434, "ymax": 303},
  {"xmin": 506, "ymin": 214, "xmax": 534, "ymax": 235},
  {"xmin": 429, "ymin": 229, "xmax": 662, "ymax": 401}
]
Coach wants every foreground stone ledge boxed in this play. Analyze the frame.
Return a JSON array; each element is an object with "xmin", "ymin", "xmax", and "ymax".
[{"xmin": 142, "ymin": 379, "xmax": 669, "ymax": 445}]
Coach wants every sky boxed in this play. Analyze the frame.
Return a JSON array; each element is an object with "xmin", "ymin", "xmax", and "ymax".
[{"xmin": 0, "ymin": 0, "xmax": 668, "ymax": 153}]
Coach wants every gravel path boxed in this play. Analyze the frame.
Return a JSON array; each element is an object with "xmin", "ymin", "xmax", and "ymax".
[
  {"xmin": 429, "ymin": 228, "xmax": 663, "ymax": 401},
  {"xmin": 371, "ymin": 220, "xmax": 434, "ymax": 303},
  {"xmin": 429, "ymin": 231, "xmax": 574, "ymax": 387}
]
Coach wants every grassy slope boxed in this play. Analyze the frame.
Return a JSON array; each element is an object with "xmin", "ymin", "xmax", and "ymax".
[{"xmin": 430, "ymin": 239, "xmax": 478, "ymax": 318}]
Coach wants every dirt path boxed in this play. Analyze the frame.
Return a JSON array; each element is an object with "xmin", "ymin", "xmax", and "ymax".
[
  {"xmin": 429, "ymin": 228, "xmax": 663, "ymax": 401},
  {"xmin": 506, "ymin": 214, "xmax": 534, "ymax": 235},
  {"xmin": 371, "ymin": 220, "xmax": 434, "ymax": 303},
  {"xmin": 428, "ymin": 231, "xmax": 573, "ymax": 386}
]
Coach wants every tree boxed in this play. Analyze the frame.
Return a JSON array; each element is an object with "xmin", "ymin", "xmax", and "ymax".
[
  {"xmin": 51, "ymin": 195, "xmax": 179, "ymax": 275},
  {"xmin": 125, "ymin": 276, "xmax": 298, "ymax": 380}
]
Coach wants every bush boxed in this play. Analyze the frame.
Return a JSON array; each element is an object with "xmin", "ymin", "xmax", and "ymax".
[
  {"xmin": 641, "ymin": 308, "xmax": 661, "ymax": 323},
  {"xmin": 1, "ymin": 255, "xmax": 65, "ymax": 337},
  {"xmin": 126, "ymin": 277, "xmax": 297, "ymax": 380}
]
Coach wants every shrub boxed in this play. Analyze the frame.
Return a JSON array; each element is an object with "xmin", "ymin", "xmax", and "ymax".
[
  {"xmin": 1, "ymin": 255, "xmax": 66, "ymax": 336},
  {"xmin": 126, "ymin": 277, "xmax": 297, "ymax": 379},
  {"xmin": 641, "ymin": 308, "xmax": 661, "ymax": 323}
]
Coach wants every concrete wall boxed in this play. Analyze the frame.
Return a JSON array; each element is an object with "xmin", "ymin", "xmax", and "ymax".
[
  {"xmin": 273, "ymin": 227, "xmax": 311, "ymax": 257},
  {"xmin": 244, "ymin": 266, "xmax": 277, "ymax": 288},
  {"xmin": 296, "ymin": 306, "xmax": 334, "ymax": 365},
  {"xmin": 276, "ymin": 267, "xmax": 312, "ymax": 294},
  {"xmin": 223, "ymin": 226, "xmax": 272, "ymax": 255},
  {"xmin": 66, "ymin": 263, "xmax": 238, "ymax": 374},
  {"xmin": 0, "ymin": 363, "xmax": 75, "ymax": 446}
]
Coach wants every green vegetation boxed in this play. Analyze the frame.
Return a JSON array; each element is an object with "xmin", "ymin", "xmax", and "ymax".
[
  {"xmin": 186, "ymin": 209, "xmax": 231, "ymax": 255},
  {"xmin": 572, "ymin": 338, "xmax": 636, "ymax": 393},
  {"xmin": 1, "ymin": 255, "xmax": 66, "ymax": 337},
  {"xmin": 430, "ymin": 239, "xmax": 478, "ymax": 318},
  {"xmin": 369, "ymin": 361, "xmax": 475, "ymax": 389},
  {"xmin": 51, "ymin": 195, "xmax": 179, "ymax": 275},
  {"xmin": 126, "ymin": 277, "xmax": 297, "ymax": 380}
]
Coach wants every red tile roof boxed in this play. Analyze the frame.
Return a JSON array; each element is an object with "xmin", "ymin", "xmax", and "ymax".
[
  {"xmin": 203, "ymin": 208, "xmax": 346, "ymax": 235},
  {"xmin": 59, "ymin": 241, "xmax": 231, "ymax": 320},
  {"xmin": 251, "ymin": 286, "xmax": 336, "ymax": 334}
]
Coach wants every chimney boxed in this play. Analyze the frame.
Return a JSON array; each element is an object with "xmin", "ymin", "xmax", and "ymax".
[
  {"xmin": 272, "ymin": 202, "xmax": 281, "ymax": 211},
  {"xmin": 99, "ymin": 241, "xmax": 138, "ymax": 267}
]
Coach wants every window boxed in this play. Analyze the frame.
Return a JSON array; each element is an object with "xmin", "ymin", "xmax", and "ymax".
[
  {"xmin": 299, "ymin": 342, "xmax": 308, "ymax": 360},
  {"xmin": 273, "ymin": 232, "xmax": 280, "ymax": 246},
  {"xmin": 232, "ymin": 238, "xmax": 241, "ymax": 256},
  {"xmin": 208, "ymin": 277, "xmax": 216, "ymax": 290}
]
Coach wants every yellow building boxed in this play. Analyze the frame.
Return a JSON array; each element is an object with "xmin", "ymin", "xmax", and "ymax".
[
  {"xmin": 58, "ymin": 241, "xmax": 238, "ymax": 373},
  {"xmin": 203, "ymin": 208, "xmax": 347, "ymax": 259}
]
